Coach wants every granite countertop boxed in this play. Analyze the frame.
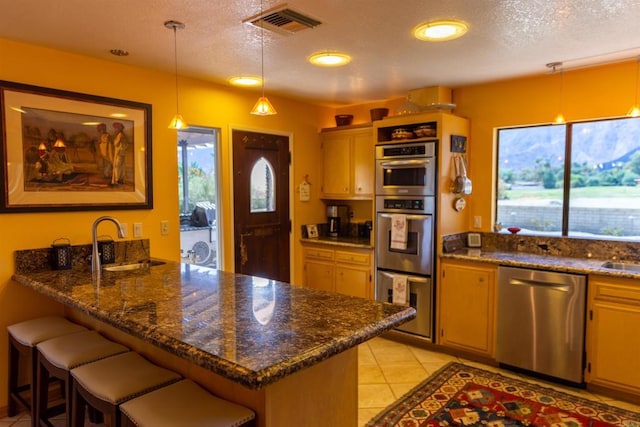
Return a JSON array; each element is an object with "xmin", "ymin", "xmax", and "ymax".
[
  {"xmin": 442, "ymin": 249, "xmax": 640, "ymax": 280},
  {"xmin": 300, "ymin": 236, "xmax": 373, "ymax": 249},
  {"xmin": 12, "ymin": 261, "xmax": 414, "ymax": 389}
]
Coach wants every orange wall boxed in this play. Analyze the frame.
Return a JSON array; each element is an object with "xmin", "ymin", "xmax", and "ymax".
[
  {"xmin": 453, "ymin": 60, "xmax": 638, "ymax": 231},
  {"xmin": 0, "ymin": 37, "xmax": 333, "ymax": 407},
  {"xmin": 337, "ymin": 61, "xmax": 638, "ymax": 232}
]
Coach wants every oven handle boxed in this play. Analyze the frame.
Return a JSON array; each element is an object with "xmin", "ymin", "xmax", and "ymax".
[
  {"xmin": 379, "ymin": 271, "xmax": 429, "ymax": 284},
  {"xmin": 379, "ymin": 213, "xmax": 430, "ymax": 221},
  {"xmin": 380, "ymin": 159, "xmax": 431, "ymax": 167}
]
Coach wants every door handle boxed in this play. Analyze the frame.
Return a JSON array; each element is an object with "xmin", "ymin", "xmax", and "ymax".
[
  {"xmin": 240, "ymin": 231, "xmax": 253, "ymax": 267},
  {"xmin": 379, "ymin": 271, "xmax": 429, "ymax": 284},
  {"xmin": 380, "ymin": 159, "xmax": 431, "ymax": 167}
]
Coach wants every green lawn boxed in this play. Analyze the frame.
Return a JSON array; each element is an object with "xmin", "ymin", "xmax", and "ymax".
[{"xmin": 505, "ymin": 185, "xmax": 640, "ymax": 199}]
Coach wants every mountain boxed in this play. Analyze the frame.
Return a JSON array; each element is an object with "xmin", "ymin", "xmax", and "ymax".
[{"xmin": 498, "ymin": 118, "xmax": 640, "ymax": 171}]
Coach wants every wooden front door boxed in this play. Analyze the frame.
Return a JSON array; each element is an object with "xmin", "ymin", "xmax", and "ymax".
[{"xmin": 232, "ymin": 129, "xmax": 290, "ymax": 282}]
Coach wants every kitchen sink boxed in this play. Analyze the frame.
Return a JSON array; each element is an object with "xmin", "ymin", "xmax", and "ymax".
[
  {"xmin": 103, "ymin": 260, "xmax": 166, "ymax": 272},
  {"xmin": 601, "ymin": 261, "xmax": 640, "ymax": 272}
]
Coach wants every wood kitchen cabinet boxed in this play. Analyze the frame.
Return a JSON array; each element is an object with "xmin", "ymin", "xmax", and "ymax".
[
  {"xmin": 303, "ymin": 244, "xmax": 373, "ymax": 299},
  {"xmin": 438, "ymin": 259, "xmax": 496, "ymax": 357},
  {"xmin": 586, "ymin": 275, "xmax": 640, "ymax": 395},
  {"xmin": 320, "ymin": 126, "xmax": 373, "ymax": 199}
]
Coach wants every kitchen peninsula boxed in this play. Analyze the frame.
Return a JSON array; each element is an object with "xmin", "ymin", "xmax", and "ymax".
[{"xmin": 12, "ymin": 254, "xmax": 415, "ymax": 427}]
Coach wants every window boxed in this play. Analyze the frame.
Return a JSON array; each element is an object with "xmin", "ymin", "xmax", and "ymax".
[
  {"xmin": 496, "ymin": 117, "xmax": 640, "ymax": 239},
  {"xmin": 250, "ymin": 157, "xmax": 275, "ymax": 213}
]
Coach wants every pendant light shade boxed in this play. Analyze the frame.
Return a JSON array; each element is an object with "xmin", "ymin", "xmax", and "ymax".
[
  {"xmin": 165, "ymin": 20, "xmax": 189, "ymax": 129},
  {"xmin": 168, "ymin": 114, "xmax": 188, "ymax": 129},
  {"xmin": 628, "ymin": 56, "xmax": 640, "ymax": 117},
  {"xmin": 250, "ymin": 0, "xmax": 277, "ymax": 116},
  {"xmin": 251, "ymin": 96, "xmax": 277, "ymax": 115}
]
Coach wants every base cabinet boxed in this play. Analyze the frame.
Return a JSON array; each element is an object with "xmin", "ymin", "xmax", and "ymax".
[
  {"xmin": 586, "ymin": 275, "xmax": 640, "ymax": 395},
  {"xmin": 303, "ymin": 245, "xmax": 373, "ymax": 299},
  {"xmin": 438, "ymin": 259, "xmax": 496, "ymax": 357}
]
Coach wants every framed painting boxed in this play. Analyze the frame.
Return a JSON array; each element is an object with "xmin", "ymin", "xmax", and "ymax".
[{"xmin": 0, "ymin": 80, "xmax": 152, "ymax": 213}]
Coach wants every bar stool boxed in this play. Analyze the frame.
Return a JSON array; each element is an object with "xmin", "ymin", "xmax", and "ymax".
[
  {"xmin": 7, "ymin": 316, "xmax": 87, "ymax": 425},
  {"xmin": 120, "ymin": 379, "xmax": 255, "ymax": 427},
  {"xmin": 36, "ymin": 330, "xmax": 130, "ymax": 427},
  {"xmin": 70, "ymin": 352, "xmax": 181, "ymax": 427}
]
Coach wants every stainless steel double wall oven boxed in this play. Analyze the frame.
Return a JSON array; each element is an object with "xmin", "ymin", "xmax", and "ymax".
[{"xmin": 375, "ymin": 139, "xmax": 437, "ymax": 339}]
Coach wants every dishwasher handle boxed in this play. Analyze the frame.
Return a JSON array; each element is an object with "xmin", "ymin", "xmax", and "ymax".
[{"xmin": 509, "ymin": 277, "xmax": 569, "ymax": 292}]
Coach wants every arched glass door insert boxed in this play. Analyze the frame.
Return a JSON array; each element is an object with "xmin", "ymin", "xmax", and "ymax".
[{"xmin": 250, "ymin": 157, "xmax": 275, "ymax": 213}]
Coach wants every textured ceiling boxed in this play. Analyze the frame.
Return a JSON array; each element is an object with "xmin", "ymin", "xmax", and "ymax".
[{"xmin": 2, "ymin": 0, "xmax": 640, "ymax": 106}]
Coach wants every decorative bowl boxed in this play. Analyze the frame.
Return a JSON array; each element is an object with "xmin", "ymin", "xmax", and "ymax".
[{"xmin": 335, "ymin": 114, "xmax": 353, "ymax": 126}]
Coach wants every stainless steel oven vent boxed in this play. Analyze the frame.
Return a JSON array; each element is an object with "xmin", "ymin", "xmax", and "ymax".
[{"xmin": 244, "ymin": 4, "xmax": 322, "ymax": 35}]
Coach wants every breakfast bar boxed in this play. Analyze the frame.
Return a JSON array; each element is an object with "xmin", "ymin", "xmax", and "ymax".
[{"xmin": 12, "ymin": 257, "xmax": 415, "ymax": 426}]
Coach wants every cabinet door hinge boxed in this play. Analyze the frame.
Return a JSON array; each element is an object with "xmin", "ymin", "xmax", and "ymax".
[
  {"xmin": 440, "ymin": 328, "xmax": 444, "ymax": 337},
  {"xmin": 442, "ymin": 269, "xmax": 446, "ymax": 278},
  {"xmin": 589, "ymin": 310, "xmax": 593, "ymax": 321},
  {"xmin": 587, "ymin": 362, "xmax": 591, "ymax": 373}
]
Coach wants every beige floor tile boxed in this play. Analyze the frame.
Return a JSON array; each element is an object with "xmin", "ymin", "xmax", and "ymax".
[
  {"xmin": 358, "ymin": 383, "xmax": 396, "ymax": 408},
  {"xmin": 359, "ymin": 363, "xmax": 387, "ymax": 384},
  {"xmin": 358, "ymin": 407, "xmax": 383, "ymax": 426},
  {"xmin": 389, "ymin": 381, "xmax": 422, "ymax": 399},
  {"xmin": 379, "ymin": 362, "xmax": 427, "ymax": 384},
  {"xmin": 409, "ymin": 346, "xmax": 458, "ymax": 364},
  {"xmin": 357, "ymin": 343, "xmax": 377, "ymax": 365}
]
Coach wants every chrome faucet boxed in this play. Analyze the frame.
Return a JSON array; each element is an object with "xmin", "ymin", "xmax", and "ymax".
[{"xmin": 92, "ymin": 216, "xmax": 125, "ymax": 275}]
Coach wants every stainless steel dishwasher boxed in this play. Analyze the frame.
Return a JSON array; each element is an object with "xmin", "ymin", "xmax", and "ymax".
[{"xmin": 496, "ymin": 266, "xmax": 587, "ymax": 385}]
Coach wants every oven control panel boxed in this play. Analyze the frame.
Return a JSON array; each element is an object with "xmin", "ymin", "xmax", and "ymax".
[
  {"xmin": 383, "ymin": 198, "xmax": 424, "ymax": 210},
  {"xmin": 377, "ymin": 196, "xmax": 435, "ymax": 215}
]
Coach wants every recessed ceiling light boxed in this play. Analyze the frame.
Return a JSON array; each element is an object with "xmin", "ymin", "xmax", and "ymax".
[
  {"xmin": 413, "ymin": 19, "xmax": 468, "ymax": 41},
  {"xmin": 308, "ymin": 51, "xmax": 352, "ymax": 67},
  {"xmin": 110, "ymin": 49, "xmax": 129, "ymax": 56},
  {"xmin": 229, "ymin": 76, "xmax": 262, "ymax": 87}
]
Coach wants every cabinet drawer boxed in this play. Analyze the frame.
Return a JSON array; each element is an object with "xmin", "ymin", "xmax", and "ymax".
[
  {"xmin": 335, "ymin": 250, "xmax": 370, "ymax": 265},
  {"xmin": 593, "ymin": 282, "xmax": 640, "ymax": 306},
  {"xmin": 305, "ymin": 247, "xmax": 334, "ymax": 261}
]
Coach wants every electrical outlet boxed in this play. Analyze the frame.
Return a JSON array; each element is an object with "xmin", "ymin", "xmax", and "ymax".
[
  {"xmin": 133, "ymin": 222, "xmax": 143, "ymax": 238},
  {"xmin": 160, "ymin": 220, "xmax": 169, "ymax": 236},
  {"xmin": 120, "ymin": 223, "xmax": 128, "ymax": 238},
  {"xmin": 473, "ymin": 216, "xmax": 482, "ymax": 229}
]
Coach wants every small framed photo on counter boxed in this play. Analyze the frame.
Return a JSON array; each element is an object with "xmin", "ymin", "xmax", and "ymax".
[
  {"xmin": 306, "ymin": 224, "xmax": 319, "ymax": 238},
  {"xmin": 467, "ymin": 233, "xmax": 481, "ymax": 248}
]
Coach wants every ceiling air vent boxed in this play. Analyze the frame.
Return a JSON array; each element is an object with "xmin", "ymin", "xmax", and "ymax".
[{"xmin": 244, "ymin": 4, "xmax": 322, "ymax": 35}]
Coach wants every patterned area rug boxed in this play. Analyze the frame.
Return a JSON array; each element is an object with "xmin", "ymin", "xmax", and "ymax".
[{"xmin": 367, "ymin": 362, "xmax": 640, "ymax": 427}]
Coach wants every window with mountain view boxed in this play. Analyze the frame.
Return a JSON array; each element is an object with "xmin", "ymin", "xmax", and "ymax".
[{"xmin": 496, "ymin": 117, "xmax": 640, "ymax": 240}]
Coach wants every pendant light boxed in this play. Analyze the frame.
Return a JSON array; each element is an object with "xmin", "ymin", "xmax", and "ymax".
[
  {"xmin": 628, "ymin": 56, "xmax": 640, "ymax": 117},
  {"xmin": 250, "ymin": 0, "xmax": 277, "ymax": 115},
  {"xmin": 165, "ymin": 20, "xmax": 189, "ymax": 129},
  {"xmin": 547, "ymin": 62, "xmax": 565, "ymax": 124}
]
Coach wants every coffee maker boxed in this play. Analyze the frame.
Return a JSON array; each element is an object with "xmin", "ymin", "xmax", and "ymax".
[{"xmin": 327, "ymin": 205, "xmax": 350, "ymax": 237}]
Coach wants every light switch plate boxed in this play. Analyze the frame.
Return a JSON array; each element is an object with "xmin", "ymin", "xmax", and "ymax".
[{"xmin": 133, "ymin": 223, "xmax": 143, "ymax": 238}]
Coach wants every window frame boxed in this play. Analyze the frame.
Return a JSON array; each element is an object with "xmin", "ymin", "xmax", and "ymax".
[{"xmin": 495, "ymin": 116, "xmax": 640, "ymax": 239}]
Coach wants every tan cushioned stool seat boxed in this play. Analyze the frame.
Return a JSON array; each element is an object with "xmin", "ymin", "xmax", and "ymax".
[
  {"xmin": 37, "ymin": 330, "xmax": 129, "ymax": 369},
  {"xmin": 71, "ymin": 352, "xmax": 181, "ymax": 404},
  {"xmin": 120, "ymin": 379, "xmax": 256, "ymax": 427},
  {"xmin": 8, "ymin": 316, "xmax": 87, "ymax": 346}
]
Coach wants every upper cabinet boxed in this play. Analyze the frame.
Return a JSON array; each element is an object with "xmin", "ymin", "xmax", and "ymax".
[{"xmin": 320, "ymin": 126, "xmax": 373, "ymax": 200}]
